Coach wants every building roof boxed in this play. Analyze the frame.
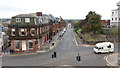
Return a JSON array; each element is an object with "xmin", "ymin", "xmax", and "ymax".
[
  {"xmin": 117, "ymin": 1, "xmax": 120, "ymax": 6},
  {"xmin": 12, "ymin": 14, "xmax": 37, "ymax": 18},
  {"xmin": 112, "ymin": 9, "xmax": 118, "ymax": 11}
]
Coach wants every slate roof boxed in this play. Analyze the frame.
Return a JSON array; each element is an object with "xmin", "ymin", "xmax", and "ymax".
[
  {"xmin": 117, "ymin": 1, "xmax": 120, "ymax": 6},
  {"xmin": 12, "ymin": 14, "xmax": 37, "ymax": 18}
]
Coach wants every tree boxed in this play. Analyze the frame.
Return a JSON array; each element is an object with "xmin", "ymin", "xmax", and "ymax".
[{"xmin": 82, "ymin": 11, "xmax": 102, "ymax": 34}]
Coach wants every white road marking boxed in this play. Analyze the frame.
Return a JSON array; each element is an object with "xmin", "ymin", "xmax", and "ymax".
[{"xmin": 74, "ymin": 38, "xmax": 78, "ymax": 46}]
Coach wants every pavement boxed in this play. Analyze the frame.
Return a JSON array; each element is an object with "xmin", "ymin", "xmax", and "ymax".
[
  {"xmin": 73, "ymin": 30, "xmax": 94, "ymax": 47},
  {"xmin": 2, "ymin": 32, "xmax": 61, "ymax": 57},
  {"xmin": 105, "ymin": 53, "xmax": 119, "ymax": 66}
]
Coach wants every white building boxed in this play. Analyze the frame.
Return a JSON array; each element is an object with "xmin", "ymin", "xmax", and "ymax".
[
  {"xmin": 0, "ymin": 22, "xmax": 3, "ymax": 52},
  {"xmin": 110, "ymin": 1, "xmax": 120, "ymax": 27}
]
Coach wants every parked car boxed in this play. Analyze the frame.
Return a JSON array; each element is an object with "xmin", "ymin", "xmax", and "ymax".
[
  {"xmin": 93, "ymin": 42, "xmax": 114, "ymax": 54},
  {"xmin": 63, "ymin": 28, "xmax": 66, "ymax": 32},
  {"xmin": 60, "ymin": 31, "xmax": 64, "ymax": 37}
]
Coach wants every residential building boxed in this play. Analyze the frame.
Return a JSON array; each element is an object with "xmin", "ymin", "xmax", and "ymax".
[
  {"xmin": 101, "ymin": 20, "xmax": 110, "ymax": 27},
  {"xmin": 8, "ymin": 12, "xmax": 66, "ymax": 52},
  {"xmin": 110, "ymin": 1, "xmax": 120, "ymax": 27},
  {"xmin": 0, "ymin": 22, "xmax": 3, "ymax": 52}
]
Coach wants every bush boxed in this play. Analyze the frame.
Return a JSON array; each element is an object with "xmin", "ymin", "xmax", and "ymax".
[
  {"xmin": 77, "ymin": 29, "xmax": 82, "ymax": 34},
  {"xmin": 109, "ymin": 29, "xmax": 118, "ymax": 35}
]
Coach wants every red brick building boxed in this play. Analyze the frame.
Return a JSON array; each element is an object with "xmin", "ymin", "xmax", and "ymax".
[{"xmin": 8, "ymin": 12, "xmax": 66, "ymax": 52}]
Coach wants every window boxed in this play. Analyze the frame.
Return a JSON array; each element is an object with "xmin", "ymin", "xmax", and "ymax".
[
  {"xmin": 28, "ymin": 40, "xmax": 33, "ymax": 49},
  {"xmin": 25, "ymin": 18, "xmax": 30, "ymax": 23},
  {"xmin": 40, "ymin": 27, "xmax": 41, "ymax": 34},
  {"xmin": 37, "ymin": 28, "xmax": 39, "ymax": 35},
  {"xmin": 39, "ymin": 19, "xmax": 43, "ymax": 23},
  {"xmin": 11, "ymin": 28, "xmax": 15, "ymax": 36},
  {"xmin": 115, "ymin": 18, "xmax": 117, "ymax": 21},
  {"xmin": 14, "ymin": 40, "xmax": 20, "ymax": 50},
  {"xmin": 20, "ymin": 29, "xmax": 27, "ymax": 36},
  {"xmin": 31, "ymin": 28, "xmax": 35, "ymax": 36},
  {"xmin": 16, "ymin": 18, "xmax": 21, "ymax": 22},
  {"xmin": 107, "ymin": 44, "xmax": 111, "ymax": 48},
  {"xmin": 112, "ymin": 12, "xmax": 114, "ymax": 15},
  {"xmin": 112, "ymin": 18, "xmax": 114, "ymax": 21}
]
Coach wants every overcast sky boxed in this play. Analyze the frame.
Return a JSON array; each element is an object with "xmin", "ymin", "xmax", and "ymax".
[{"xmin": 0, "ymin": 0, "xmax": 119, "ymax": 19}]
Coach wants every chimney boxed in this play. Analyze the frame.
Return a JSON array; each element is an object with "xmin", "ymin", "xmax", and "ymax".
[{"xmin": 36, "ymin": 12, "xmax": 42, "ymax": 16}]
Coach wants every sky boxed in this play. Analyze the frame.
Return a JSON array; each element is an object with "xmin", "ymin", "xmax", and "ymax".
[{"xmin": 0, "ymin": 0, "xmax": 119, "ymax": 19}]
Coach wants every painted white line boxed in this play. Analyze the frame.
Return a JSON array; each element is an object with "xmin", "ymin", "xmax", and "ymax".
[{"xmin": 74, "ymin": 38, "xmax": 78, "ymax": 46}]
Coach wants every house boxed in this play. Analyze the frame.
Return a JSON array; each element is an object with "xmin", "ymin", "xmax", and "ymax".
[
  {"xmin": 101, "ymin": 20, "xmax": 110, "ymax": 27},
  {"xmin": 110, "ymin": 1, "xmax": 120, "ymax": 27},
  {"xmin": 8, "ymin": 12, "xmax": 66, "ymax": 52},
  {"xmin": 0, "ymin": 22, "xmax": 3, "ymax": 52}
]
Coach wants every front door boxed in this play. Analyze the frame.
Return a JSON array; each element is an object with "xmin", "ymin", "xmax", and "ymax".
[{"xmin": 22, "ymin": 41, "xmax": 26, "ymax": 51}]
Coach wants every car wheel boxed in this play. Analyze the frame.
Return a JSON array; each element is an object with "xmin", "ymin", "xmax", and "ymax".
[
  {"xmin": 98, "ymin": 52, "xmax": 101, "ymax": 54},
  {"xmin": 109, "ymin": 51, "xmax": 114, "ymax": 53}
]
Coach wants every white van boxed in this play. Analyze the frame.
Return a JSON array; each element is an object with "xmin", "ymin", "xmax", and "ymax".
[{"xmin": 93, "ymin": 42, "xmax": 114, "ymax": 54}]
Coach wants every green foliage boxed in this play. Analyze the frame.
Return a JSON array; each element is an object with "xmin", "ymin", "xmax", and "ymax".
[
  {"xmin": 73, "ymin": 22, "xmax": 80, "ymax": 29},
  {"xmin": 77, "ymin": 29, "xmax": 82, "ymax": 34},
  {"xmin": 109, "ymin": 28, "xmax": 118, "ymax": 35},
  {"xmin": 82, "ymin": 11, "xmax": 102, "ymax": 34}
]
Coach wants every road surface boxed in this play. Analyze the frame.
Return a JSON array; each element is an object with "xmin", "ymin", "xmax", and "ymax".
[{"xmin": 2, "ymin": 27, "xmax": 118, "ymax": 66}]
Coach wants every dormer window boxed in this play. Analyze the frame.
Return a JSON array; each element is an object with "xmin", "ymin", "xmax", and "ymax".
[
  {"xmin": 16, "ymin": 18, "xmax": 21, "ymax": 22},
  {"xmin": 25, "ymin": 18, "xmax": 30, "ymax": 23}
]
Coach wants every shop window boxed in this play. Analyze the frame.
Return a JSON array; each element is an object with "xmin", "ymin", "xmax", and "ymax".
[
  {"xmin": 28, "ymin": 40, "xmax": 33, "ymax": 49},
  {"xmin": 14, "ymin": 40, "xmax": 20, "ymax": 50}
]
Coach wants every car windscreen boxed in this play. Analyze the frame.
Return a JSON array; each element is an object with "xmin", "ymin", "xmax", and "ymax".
[{"xmin": 95, "ymin": 46, "xmax": 98, "ymax": 49}]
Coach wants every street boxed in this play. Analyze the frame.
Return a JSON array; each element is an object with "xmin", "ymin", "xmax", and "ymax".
[{"xmin": 2, "ymin": 27, "xmax": 118, "ymax": 66}]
